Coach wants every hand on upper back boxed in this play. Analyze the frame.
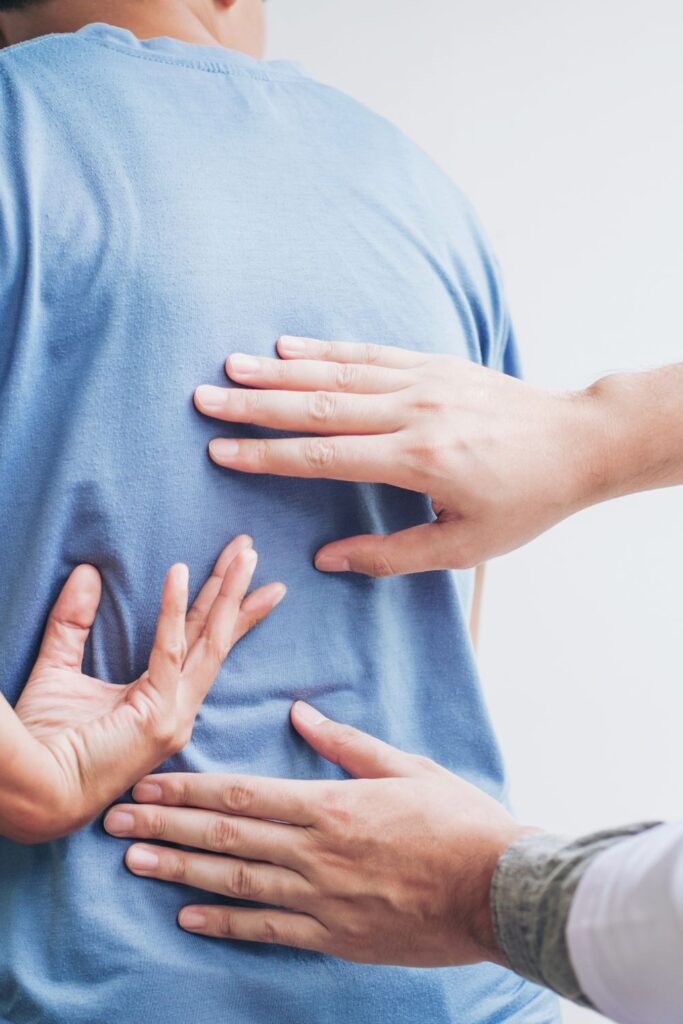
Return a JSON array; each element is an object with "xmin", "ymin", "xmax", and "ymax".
[
  {"xmin": 4, "ymin": 535, "xmax": 285, "ymax": 844},
  {"xmin": 194, "ymin": 337, "xmax": 605, "ymax": 576},
  {"xmin": 105, "ymin": 702, "xmax": 530, "ymax": 968}
]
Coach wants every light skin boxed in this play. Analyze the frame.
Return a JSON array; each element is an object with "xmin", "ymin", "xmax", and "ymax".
[
  {"xmin": 0, "ymin": 0, "xmax": 266, "ymax": 56},
  {"xmin": 103, "ymin": 343, "xmax": 682, "ymax": 966},
  {"xmin": 195, "ymin": 339, "xmax": 683, "ymax": 576},
  {"xmin": 1, "ymin": 536, "xmax": 285, "ymax": 844},
  {"xmin": 106, "ymin": 701, "xmax": 529, "ymax": 966}
]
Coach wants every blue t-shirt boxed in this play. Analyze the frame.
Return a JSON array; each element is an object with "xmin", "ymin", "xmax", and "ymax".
[{"xmin": 0, "ymin": 23, "xmax": 558, "ymax": 1024}]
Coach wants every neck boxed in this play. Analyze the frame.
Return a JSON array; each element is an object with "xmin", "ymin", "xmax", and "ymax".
[{"xmin": 0, "ymin": 1, "xmax": 254, "ymax": 51}]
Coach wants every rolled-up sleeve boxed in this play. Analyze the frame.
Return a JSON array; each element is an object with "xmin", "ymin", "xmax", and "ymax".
[{"xmin": 490, "ymin": 823, "xmax": 661, "ymax": 1011}]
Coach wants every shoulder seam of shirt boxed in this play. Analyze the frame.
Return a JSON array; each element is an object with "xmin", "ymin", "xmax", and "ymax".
[{"xmin": 0, "ymin": 32, "xmax": 309, "ymax": 83}]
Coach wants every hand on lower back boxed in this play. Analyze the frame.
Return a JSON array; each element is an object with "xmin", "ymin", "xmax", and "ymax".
[
  {"xmin": 5, "ymin": 535, "xmax": 285, "ymax": 844},
  {"xmin": 106, "ymin": 703, "xmax": 530, "ymax": 967},
  {"xmin": 194, "ymin": 337, "xmax": 605, "ymax": 575}
]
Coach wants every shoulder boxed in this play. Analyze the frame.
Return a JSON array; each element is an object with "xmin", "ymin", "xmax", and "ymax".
[
  {"xmin": 298, "ymin": 77, "xmax": 489, "ymax": 246},
  {"xmin": 300, "ymin": 78, "xmax": 511, "ymax": 364},
  {"xmin": 0, "ymin": 31, "xmax": 86, "ymax": 73}
]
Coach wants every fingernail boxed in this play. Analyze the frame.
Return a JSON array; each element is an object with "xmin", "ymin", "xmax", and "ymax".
[
  {"xmin": 209, "ymin": 439, "xmax": 240, "ymax": 462},
  {"xmin": 179, "ymin": 909, "xmax": 207, "ymax": 931},
  {"xmin": 127, "ymin": 846, "xmax": 160, "ymax": 872},
  {"xmin": 104, "ymin": 811, "xmax": 135, "ymax": 835},
  {"xmin": 272, "ymin": 584, "xmax": 287, "ymax": 607},
  {"xmin": 228, "ymin": 354, "xmax": 260, "ymax": 376},
  {"xmin": 175, "ymin": 564, "xmax": 189, "ymax": 589},
  {"xmin": 294, "ymin": 701, "xmax": 327, "ymax": 726},
  {"xmin": 195, "ymin": 385, "xmax": 226, "ymax": 413},
  {"xmin": 315, "ymin": 554, "xmax": 351, "ymax": 573},
  {"xmin": 241, "ymin": 549, "xmax": 258, "ymax": 570},
  {"xmin": 278, "ymin": 336, "xmax": 306, "ymax": 355},
  {"xmin": 133, "ymin": 782, "xmax": 162, "ymax": 803}
]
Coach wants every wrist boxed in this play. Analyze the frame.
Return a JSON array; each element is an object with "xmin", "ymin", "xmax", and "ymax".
[
  {"xmin": 466, "ymin": 825, "xmax": 540, "ymax": 966},
  {"xmin": 579, "ymin": 364, "xmax": 683, "ymax": 504}
]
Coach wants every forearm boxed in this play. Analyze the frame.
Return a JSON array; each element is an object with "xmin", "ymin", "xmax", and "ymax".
[
  {"xmin": 581, "ymin": 363, "xmax": 683, "ymax": 506},
  {"xmin": 490, "ymin": 823, "xmax": 662, "ymax": 1010}
]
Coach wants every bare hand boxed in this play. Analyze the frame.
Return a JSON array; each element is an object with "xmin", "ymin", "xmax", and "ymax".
[
  {"xmin": 4, "ymin": 536, "xmax": 285, "ymax": 843},
  {"xmin": 194, "ymin": 338, "xmax": 602, "ymax": 575},
  {"xmin": 105, "ymin": 702, "xmax": 530, "ymax": 967}
]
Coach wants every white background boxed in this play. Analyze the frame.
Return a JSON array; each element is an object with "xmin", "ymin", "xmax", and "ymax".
[{"xmin": 268, "ymin": 3, "xmax": 683, "ymax": 1021}]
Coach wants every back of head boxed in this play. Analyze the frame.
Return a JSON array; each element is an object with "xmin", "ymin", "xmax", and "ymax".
[{"xmin": 0, "ymin": 0, "xmax": 266, "ymax": 55}]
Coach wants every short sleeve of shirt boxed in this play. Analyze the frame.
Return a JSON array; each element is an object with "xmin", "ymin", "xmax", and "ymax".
[
  {"xmin": 498, "ymin": 315, "xmax": 523, "ymax": 379},
  {"xmin": 438, "ymin": 179, "xmax": 523, "ymax": 380}
]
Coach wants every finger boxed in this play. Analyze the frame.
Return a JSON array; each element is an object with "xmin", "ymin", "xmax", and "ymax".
[
  {"xmin": 105, "ymin": 803, "xmax": 305, "ymax": 869},
  {"xmin": 231, "ymin": 582, "xmax": 287, "ymax": 646},
  {"xmin": 132, "ymin": 773, "xmax": 324, "ymax": 827},
  {"xmin": 314, "ymin": 521, "xmax": 472, "ymax": 577},
  {"xmin": 178, "ymin": 905, "xmax": 330, "ymax": 953},
  {"xmin": 124, "ymin": 844, "xmax": 312, "ymax": 909},
  {"xmin": 290, "ymin": 702, "xmax": 428, "ymax": 779},
  {"xmin": 181, "ymin": 549, "xmax": 257, "ymax": 706},
  {"xmin": 277, "ymin": 335, "xmax": 429, "ymax": 370},
  {"xmin": 208, "ymin": 434, "xmax": 409, "ymax": 487},
  {"xmin": 33, "ymin": 564, "xmax": 102, "ymax": 672},
  {"xmin": 146, "ymin": 564, "xmax": 189, "ymax": 699},
  {"xmin": 194, "ymin": 386, "xmax": 403, "ymax": 436},
  {"xmin": 225, "ymin": 354, "xmax": 410, "ymax": 395},
  {"xmin": 185, "ymin": 536, "xmax": 253, "ymax": 649}
]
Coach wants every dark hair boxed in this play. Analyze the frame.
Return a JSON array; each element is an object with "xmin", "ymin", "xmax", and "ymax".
[{"xmin": 0, "ymin": 1, "xmax": 42, "ymax": 9}]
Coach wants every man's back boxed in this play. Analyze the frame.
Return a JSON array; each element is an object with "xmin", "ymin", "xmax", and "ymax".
[{"xmin": 0, "ymin": 24, "xmax": 557, "ymax": 1024}]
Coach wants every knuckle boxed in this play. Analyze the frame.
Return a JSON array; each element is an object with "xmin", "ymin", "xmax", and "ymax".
[
  {"xmin": 334, "ymin": 362, "xmax": 358, "ymax": 391},
  {"xmin": 368, "ymin": 553, "xmax": 395, "ymax": 578},
  {"xmin": 308, "ymin": 391, "xmax": 336, "ymax": 423},
  {"xmin": 320, "ymin": 340, "xmax": 336, "ymax": 360},
  {"xmin": 411, "ymin": 388, "xmax": 447, "ymax": 416},
  {"xmin": 216, "ymin": 911, "xmax": 236, "ymax": 938},
  {"xmin": 227, "ymin": 862, "xmax": 261, "ymax": 900},
  {"xmin": 362, "ymin": 342, "xmax": 382, "ymax": 365},
  {"xmin": 208, "ymin": 815, "xmax": 240, "ymax": 852},
  {"xmin": 146, "ymin": 812, "xmax": 168, "ymax": 839},
  {"xmin": 261, "ymin": 916, "xmax": 280, "ymax": 945},
  {"xmin": 221, "ymin": 781, "xmax": 255, "ymax": 814},
  {"xmin": 331, "ymin": 724, "xmax": 359, "ymax": 753},
  {"xmin": 164, "ymin": 638, "xmax": 186, "ymax": 669},
  {"xmin": 319, "ymin": 790, "xmax": 351, "ymax": 827},
  {"xmin": 275, "ymin": 360, "xmax": 290, "ymax": 384},
  {"xmin": 304, "ymin": 438, "xmax": 336, "ymax": 471},
  {"xmin": 326, "ymin": 728, "xmax": 365, "ymax": 777},
  {"xmin": 167, "ymin": 775, "xmax": 191, "ymax": 806},
  {"xmin": 169, "ymin": 854, "xmax": 187, "ymax": 882},
  {"xmin": 203, "ymin": 631, "xmax": 230, "ymax": 667},
  {"xmin": 404, "ymin": 431, "xmax": 442, "ymax": 473},
  {"xmin": 239, "ymin": 389, "xmax": 262, "ymax": 418},
  {"xmin": 253, "ymin": 439, "xmax": 271, "ymax": 465}
]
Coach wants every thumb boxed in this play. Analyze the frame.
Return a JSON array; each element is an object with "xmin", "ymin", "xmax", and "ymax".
[
  {"xmin": 313, "ymin": 521, "xmax": 472, "ymax": 578},
  {"xmin": 291, "ymin": 702, "xmax": 423, "ymax": 779},
  {"xmin": 33, "ymin": 565, "xmax": 102, "ymax": 672}
]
